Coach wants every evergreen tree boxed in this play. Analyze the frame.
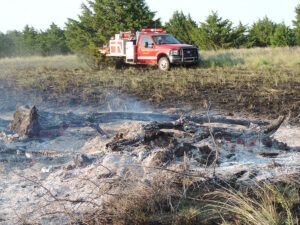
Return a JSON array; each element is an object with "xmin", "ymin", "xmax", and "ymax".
[
  {"xmin": 247, "ymin": 17, "xmax": 276, "ymax": 47},
  {"xmin": 1, "ymin": 24, "xmax": 70, "ymax": 57},
  {"xmin": 192, "ymin": 12, "xmax": 246, "ymax": 50},
  {"xmin": 39, "ymin": 23, "xmax": 70, "ymax": 56},
  {"xmin": 292, "ymin": 4, "xmax": 300, "ymax": 45},
  {"xmin": 232, "ymin": 22, "xmax": 248, "ymax": 48},
  {"xmin": 165, "ymin": 11, "xmax": 198, "ymax": 45},
  {"xmin": 271, "ymin": 23, "xmax": 296, "ymax": 47},
  {"xmin": 6, "ymin": 30, "xmax": 25, "ymax": 56},
  {"xmin": 65, "ymin": 0, "xmax": 161, "ymax": 69},
  {"xmin": 0, "ymin": 33, "xmax": 15, "ymax": 57},
  {"xmin": 23, "ymin": 25, "xmax": 40, "ymax": 56},
  {"xmin": 37, "ymin": 32, "xmax": 48, "ymax": 56}
]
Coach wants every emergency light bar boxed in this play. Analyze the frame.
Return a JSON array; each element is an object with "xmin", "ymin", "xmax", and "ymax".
[{"xmin": 141, "ymin": 28, "xmax": 165, "ymax": 33}]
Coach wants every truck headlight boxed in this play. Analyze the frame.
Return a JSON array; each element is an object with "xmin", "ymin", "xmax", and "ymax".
[{"xmin": 170, "ymin": 50, "xmax": 180, "ymax": 56}]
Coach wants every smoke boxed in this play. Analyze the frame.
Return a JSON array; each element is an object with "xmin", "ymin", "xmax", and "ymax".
[
  {"xmin": 0, "ymin": 82, "xmax": 31, "ymax": 113},
  {"xmin": 103, "ymin": 92, "xmax": 152, "ymax": 113},
  {"xmin": 0, "ymin": 78, "xmax": 154, "ymax": 129},
  {"xmin": 44, "ymin": 91, "xmax": 154, "ymax": 114}
]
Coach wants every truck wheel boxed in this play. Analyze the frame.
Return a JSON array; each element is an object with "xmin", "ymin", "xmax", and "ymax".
[{"xmin": 158, "ymin": 57, "xmax": 170, "ymax": 71}]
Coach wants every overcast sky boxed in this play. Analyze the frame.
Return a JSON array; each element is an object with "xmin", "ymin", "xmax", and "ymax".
[{"xmin": 0, "ymin": 0, "xmax": 298, "ymax": 33}]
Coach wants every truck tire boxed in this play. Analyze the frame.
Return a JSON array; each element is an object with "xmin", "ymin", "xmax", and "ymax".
[{"xmin": 158, "ymin": 57, "xmax": 170, "ymax": 71}]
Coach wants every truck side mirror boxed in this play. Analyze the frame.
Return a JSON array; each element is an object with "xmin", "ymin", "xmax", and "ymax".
[{"xmin": 144, "ymin": 42, "xmax": 149, "ymax": 48}]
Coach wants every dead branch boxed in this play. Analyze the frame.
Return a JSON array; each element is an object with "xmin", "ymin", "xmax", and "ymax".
[{"xmin": 263, "ymin": 115, "xmax": 286, "ymax": 134}]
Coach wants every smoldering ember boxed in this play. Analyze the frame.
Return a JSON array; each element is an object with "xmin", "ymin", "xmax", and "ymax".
[{"xmin": 0, "ymin": 101, "xmax": 299, "ymax": 224}]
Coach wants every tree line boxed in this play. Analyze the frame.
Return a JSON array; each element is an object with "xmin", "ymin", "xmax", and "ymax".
[
  {"xmin": 0, "ymin": 23, "xmax": 70, "ymax": 58},
  {"xmin": 0, "ymin": 0, "xmax": 299, "ymax": 60},
  {"xmin": 165, "ymin": 11, "xmax": 300, "ymax": 50}
]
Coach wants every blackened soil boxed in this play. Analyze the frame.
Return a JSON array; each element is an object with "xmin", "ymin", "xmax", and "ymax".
[{"xmin": 1, "ymin": 68, "xmax": 299, "ymax": 124}]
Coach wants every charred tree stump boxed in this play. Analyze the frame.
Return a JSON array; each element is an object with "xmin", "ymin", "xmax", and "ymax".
[{"xmin": 6, "ymin": 106, "xmax": 40, "ymax": 138}]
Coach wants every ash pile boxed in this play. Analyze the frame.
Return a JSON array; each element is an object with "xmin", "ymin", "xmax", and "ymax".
[
  {"xmin": 100, "ymin": 112, "xmax": 299, "ymax": 182},
  {"xmin": 0, "ymin": 106, "xmax": 299, "ymax": 224},
  {"xmin": 0, "ymin": 105, "xmax": 299, "ymax": 181}
]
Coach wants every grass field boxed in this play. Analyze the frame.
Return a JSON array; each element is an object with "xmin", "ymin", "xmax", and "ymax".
[{"xmin": 0, "ymin": 47, "xmax": 300, "ymax": 122}]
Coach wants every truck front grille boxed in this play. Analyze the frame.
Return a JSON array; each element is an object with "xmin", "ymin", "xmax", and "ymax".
[{"xmin": 182, "ymin": 48, "xmax": 198, "ymax": 58}]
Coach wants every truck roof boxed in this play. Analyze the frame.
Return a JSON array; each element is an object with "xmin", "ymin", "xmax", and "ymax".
[{"xmin": 139, "ymin": 32, "xmax": 167, "ymax": 36}]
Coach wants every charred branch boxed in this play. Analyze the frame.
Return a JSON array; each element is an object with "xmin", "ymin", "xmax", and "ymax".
[{"xmin": 263, "ymin": 115, "xmax": 286, "ymax": 134}]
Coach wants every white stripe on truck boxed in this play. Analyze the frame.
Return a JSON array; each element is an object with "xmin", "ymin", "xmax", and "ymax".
[{"xmin": 137, "ymin": 57, "xmax": 157, "ymax": 60}]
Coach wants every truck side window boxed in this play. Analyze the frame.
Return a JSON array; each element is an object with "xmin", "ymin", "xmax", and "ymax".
[{"xmin": 142, "ymin": 37, "xmax": 154, "ymax": 48}]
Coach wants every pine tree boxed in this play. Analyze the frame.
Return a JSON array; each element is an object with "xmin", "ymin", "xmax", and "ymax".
[
  {"xmin": 65, "ymin": 0, "xmax": 161, "ymax": 69},
  {"xmin": 271, "ymin": 23, "xmax": 296, "ymax": 47},
  {"xmin": 292, "ymin": 4, "xmax": 300, "ymax": 45},
  {"xmin": 247, "ymin": 17, "xmax": 276, "ymax": 47},
  {"xmin": 165, "ymin": 11, "xmax": 198, "ymax": 45},
  {"xmin": 5, "ymin": 31, "xmax": 25, "ymax": 56},
  {"xmin": 23, "ymin": 25, "xmax": 40, "ymax": 56},
  {"xmin": 192, "ymin": 12, "xmax": 246, "ymax": 50},
  {"xmin": 231, "ymin": 22, "xmax": 248, "ymax": 48},
  {"xmin": 39, "ymin": 23, "xmax": 70, "ymax": 56},
  {"xmin": 0, "ymin": 33, "xmax": 15, "ymax": 58}
]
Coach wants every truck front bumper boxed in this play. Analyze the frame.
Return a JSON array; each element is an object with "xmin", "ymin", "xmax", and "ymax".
[{"xmin": 169, "ymin": 55, "xmax": 199, "ymax": 64}]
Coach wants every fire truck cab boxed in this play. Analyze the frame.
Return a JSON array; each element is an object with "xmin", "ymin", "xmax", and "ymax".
[{"xmin": 100, "ymin": 28, "xmax": 199, "ymax": 71}]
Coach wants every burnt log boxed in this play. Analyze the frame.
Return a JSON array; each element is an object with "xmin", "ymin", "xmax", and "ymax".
[
  {"xmin": 143, "ymin": 121, "xmax": 184, "ymax": 131},
  {"xmin": 143, "ymin": 131, "xmax": 176, "ymax": 148},
  {"xmin": 173, "ymin": 142, "xmax": 197, "ymax": 157},
  {"xmin": 106, "ymin": 138, "xmax": 141, "ymax": 151},
  {"xmin": 90, "ymin": 112, "xmax": 180, "ymax": 123},
  {"xmin": 263, "ymin": 115, "xmax": 285, "ymax": 134},
  {"xmin": 262, "ymin": 137, "xmax": 290, "ymax": 151},
  {"xmin": 6, "ymin": 106, "xmax": 40, "ymax": 138},
  {"xmin": 259, "ymin": 152, "xmax": 279, "ymax": 158},
  {"xmin": 185, "ymin": 115, "xmax": 268, "ymax": 127}
]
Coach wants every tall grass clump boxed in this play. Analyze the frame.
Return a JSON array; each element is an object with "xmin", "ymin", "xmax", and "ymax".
[
  {"xmin": 208, "ymin": 180, "xmax": 300, "ymax": 225},
  {"xmin": 200, "ymin": 47, "xmax": 300, "ymax": 70}
]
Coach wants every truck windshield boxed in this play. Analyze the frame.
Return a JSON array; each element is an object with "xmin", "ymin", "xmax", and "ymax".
[{"xmin": 152, "ymin": 35, "xmax": 181, "ymax": 45}]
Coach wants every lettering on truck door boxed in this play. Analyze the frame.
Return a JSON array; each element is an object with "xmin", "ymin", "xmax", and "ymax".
[{"xmin": 138, "ymin": 36, "xmax": 157, "ymax": 64}]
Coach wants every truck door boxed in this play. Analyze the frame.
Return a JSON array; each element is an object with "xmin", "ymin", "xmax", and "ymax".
[{"xmin": 137, "ymin": 36, "xmax": 157, "ymax": 64}]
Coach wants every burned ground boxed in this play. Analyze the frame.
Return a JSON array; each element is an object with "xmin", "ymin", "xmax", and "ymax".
[
  {"xmin": 0, "ymin": 52, "xmax": 300, "ymax": 224},
  {"xmin": 0, "ymin": 105, "xmax": 299, "ymax": 224},
  {"xmin": 1, "ymin": 66, "xmax": 299, "ymax": 125}
]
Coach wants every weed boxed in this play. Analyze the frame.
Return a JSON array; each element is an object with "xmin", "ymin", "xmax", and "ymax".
[{"xmin": 208, "ymin": 181, "xmax": 300, "ymax": 225}]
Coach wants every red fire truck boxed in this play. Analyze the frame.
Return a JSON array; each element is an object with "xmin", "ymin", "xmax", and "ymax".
[{"xmin": 99, "ymin": 28, "xmax": 199, "ymax": 71}]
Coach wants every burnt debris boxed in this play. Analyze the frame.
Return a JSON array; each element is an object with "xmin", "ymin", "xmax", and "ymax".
[
  {"xmin": 6, "ymin": 106, "xmax": 40, "ymax": 138},
  {"xmin": 2, "ymin": 106, "xmax": 293, "ymax": 169}
]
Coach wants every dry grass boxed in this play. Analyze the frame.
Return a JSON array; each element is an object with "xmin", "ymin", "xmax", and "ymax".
[
  {"xmin": 94, "ymin": 174, "xmax": 300, "ymax": 225},
  {"xmin": 200, "ymin": 47, "xmax": 300, "ymax": 71},
  {"xmin": 208, "ymin": 179, "xmax": 300, "ymax": 225},
  {"xmin": 0, "ymin": 55, "xmax": 86, "ymax": 71},
  {"xmin": 20, "ymin": 168, "xmax": 300, "ymax": 225}
]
